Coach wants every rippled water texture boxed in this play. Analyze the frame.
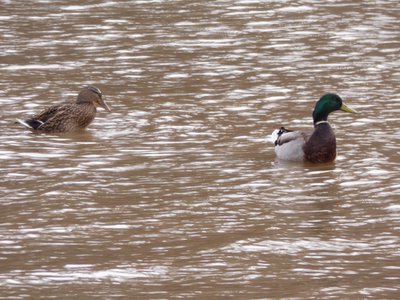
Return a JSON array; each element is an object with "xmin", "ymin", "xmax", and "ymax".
[{"xmin": 0, "ymin": 0, "xmax": 399, "ymax": 299}]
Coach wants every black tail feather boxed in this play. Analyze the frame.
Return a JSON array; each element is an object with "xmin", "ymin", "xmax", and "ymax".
[
  {"xmin": 26, "ymin": 119, "xmax": 44, "ymax": 129},
  {"xmin": 16, "ymin": 119, "xmax": 44, "ymax": 130}
]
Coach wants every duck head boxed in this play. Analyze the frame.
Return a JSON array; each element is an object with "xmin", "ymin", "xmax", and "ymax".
[
  {"xmin": 312, "ymin": 93, "xmax": 357, "ymax": 125},
  {"xmin": 77, "ymin": 85, "xmax": 111, "ymax": 112}
]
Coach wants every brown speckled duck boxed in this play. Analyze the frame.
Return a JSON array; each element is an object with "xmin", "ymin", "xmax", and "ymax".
[
  {"xmin": 17, "ymin": 85, "xmax": 111, "ymax": 133},
  {"xmin": 270, "ymin": 93, "xmax": 357, "ymax": 163}
]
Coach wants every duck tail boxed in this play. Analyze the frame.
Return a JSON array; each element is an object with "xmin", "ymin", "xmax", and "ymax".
[
  {"xmin": 16, "ymin": 118, "xmax": 44, "ymax": 130},
  {"xmin": 270, "ymin": 127, "xmax": 291, "ymax": 145},
  {"xmin": 270, "ymin": 129, "xmax": 281, "ymax": 144}
]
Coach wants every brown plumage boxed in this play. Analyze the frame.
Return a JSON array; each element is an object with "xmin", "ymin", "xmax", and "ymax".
[
  {"xmin": 17, "ymin": 85, "xmax": 111, "ymax": 133},
  {"xmin": 303, "ymin": 122, "xmax": 337, "ymax": 163}
]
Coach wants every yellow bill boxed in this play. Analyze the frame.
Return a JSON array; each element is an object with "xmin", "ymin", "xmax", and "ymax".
[{"xmin": 340, "ymin": 102, "xmax": 358, "ymax": 113}]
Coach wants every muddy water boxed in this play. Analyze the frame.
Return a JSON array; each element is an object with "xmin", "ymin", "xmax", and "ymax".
[{"xmin": 0, "ymin": 0, "xmax": 399, "ymax": 299}]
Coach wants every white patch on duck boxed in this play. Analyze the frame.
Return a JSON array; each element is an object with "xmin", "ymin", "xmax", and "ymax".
[{"xmin": 270, "ymin": 127, "xmax": 308, "ymax": 162}]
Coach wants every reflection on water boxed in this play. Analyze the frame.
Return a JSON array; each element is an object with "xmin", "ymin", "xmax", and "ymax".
[{"xmin": 0, "ymin": 0, "xmax": 399, "ymax": 299}]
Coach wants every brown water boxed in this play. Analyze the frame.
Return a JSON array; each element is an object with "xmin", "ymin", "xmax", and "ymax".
[{"xmin": 1, "ymin": 1, "xmax": 399, "ymax": 299}]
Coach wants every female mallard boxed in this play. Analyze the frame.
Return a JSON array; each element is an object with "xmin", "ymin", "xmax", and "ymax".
[
  {"xmin": 17, "ymin": 85, "xmax": 111, "ymax": 133},
  {"xmin": 271, "ymin": 93, "xmax": 357, "ymax": 163}
]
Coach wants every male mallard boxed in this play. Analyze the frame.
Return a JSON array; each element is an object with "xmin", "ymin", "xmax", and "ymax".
[
  {"xmin": 271, "ymin": 93, "xmax": 357, "ymax": 163},
  {"xmin": 17, "ymin": 85, "xmax": 111, "ymax": 133}
]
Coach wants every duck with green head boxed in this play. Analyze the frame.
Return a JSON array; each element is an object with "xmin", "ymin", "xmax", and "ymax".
[
  {"xmin": 17, "ymin": 85, "xmax": 111, "ymax": 133},
  {"xmin": 271, "ymin": 93, "xmax": 357, "ymax": 163}
]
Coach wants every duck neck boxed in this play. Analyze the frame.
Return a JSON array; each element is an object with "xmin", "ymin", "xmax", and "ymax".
[
  {"xmin": 312, "ymin": 109, "xmax": 329, "ymax": 127},
  {"xmin": 314, "ymin": 120, "xmax": 329, "ymax": 127}
]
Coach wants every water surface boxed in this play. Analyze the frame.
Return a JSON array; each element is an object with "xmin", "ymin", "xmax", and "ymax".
[{"xmin": 0, "ymin": 0, "xmax": 399, "ymax": 299}]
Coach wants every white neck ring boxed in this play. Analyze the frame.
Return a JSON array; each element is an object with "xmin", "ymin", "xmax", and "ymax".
[{"xmin": 315, "ymin": 120, "xmax": 329, "ymax": 126}]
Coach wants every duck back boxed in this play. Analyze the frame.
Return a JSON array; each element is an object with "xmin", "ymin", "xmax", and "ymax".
[{"xmin": 26, "ymin": 103, "xmax": 96, "ymax": 132}]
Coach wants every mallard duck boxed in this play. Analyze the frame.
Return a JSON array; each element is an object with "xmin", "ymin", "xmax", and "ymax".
[
  {"xmin": 271, "ymin": 93, "xmax": 357, "ymax": 163},
  {"xmin": 17, "ymin": 85, "xmax": 111, "ymax": 133}
]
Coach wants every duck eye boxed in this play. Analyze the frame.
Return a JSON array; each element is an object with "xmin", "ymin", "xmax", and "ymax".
[{"xmin": 88, "ymin": 86, "xmax": 102, "ymax": 97}]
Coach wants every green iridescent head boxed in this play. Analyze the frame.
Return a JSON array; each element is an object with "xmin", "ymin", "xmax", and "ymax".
[{"xmin": 312, "ymin": 93, "xmax": 357, "ymax": 124}]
